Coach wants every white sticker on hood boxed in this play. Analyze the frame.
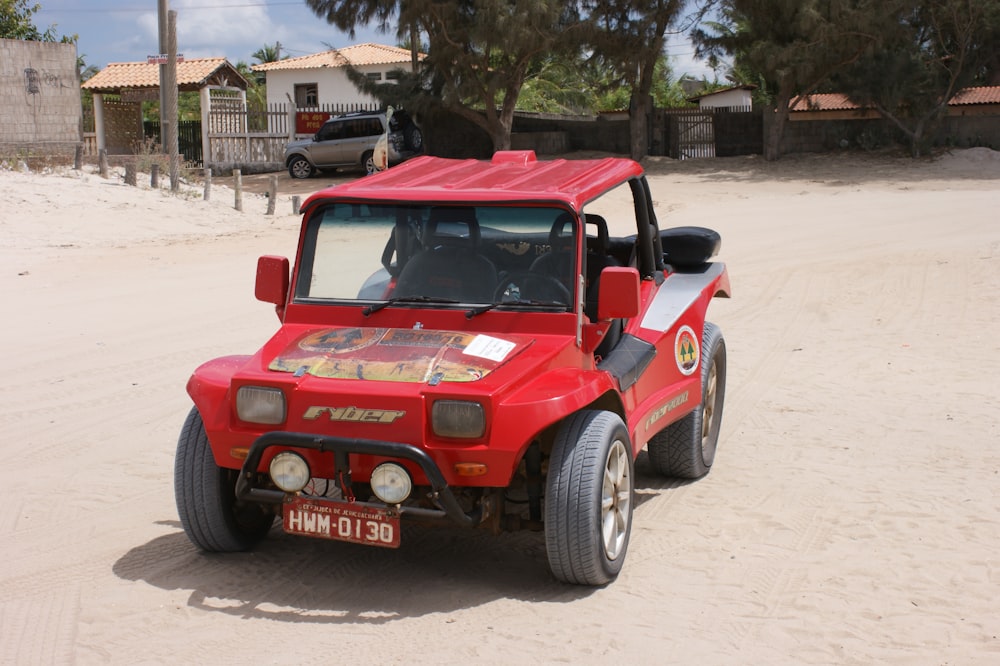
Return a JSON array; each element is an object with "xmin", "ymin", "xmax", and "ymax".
[{"xmin": 463, "ymin": 334, "xmax": 516, "ymax": 362}]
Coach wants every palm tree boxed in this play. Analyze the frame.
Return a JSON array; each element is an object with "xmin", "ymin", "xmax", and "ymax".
[{"xmin": 252, "ymin": 42, "xmax": 286, "ymax": 64}]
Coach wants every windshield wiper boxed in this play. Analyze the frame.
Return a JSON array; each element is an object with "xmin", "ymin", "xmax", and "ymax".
[
  {"xmin": 362, "ymin": 295, "xmax": 458, "ymax": 316},
  {"xmin": 465, "ymin": 299, "xmax": 567, "ymax": 319},
  {"xmin": 465, "ymin": 303, "xmax": 499, "ymax": 318}
]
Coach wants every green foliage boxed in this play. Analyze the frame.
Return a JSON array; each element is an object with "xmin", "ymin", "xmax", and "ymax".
[
  {"xmin": 693, "ymin": 1, "xmax": 884, "ymax": 159},
  {"xmin": 832, "ymin": 0, "xmax": 1000, "ymax": 156},
  {"xmin": 1, "ymin": 0, "xmax": 50, "ymax": 40},
  {"xmin": 252, "ymin": 42, "xmax": 286, "ymax": 64},
  {"xmin": 516, "ymin": 54, "xmax": 594, "ymax": 114},
  {"xmin": 591, "ymin": 57, "xmax": 691, "ymax": 111},
  {"xmin": 1, "ymin": 0, "xmax": 75, "ymax": 42},
  {"xmin": 236, "ymin": 60, "xmax": 268, "ymax": 111},
  {"xmin": 308, "ymin": 0, "xmax": 582, "ymax": 150},
  {"xmin": 142, "ymin": 93, "xmax": 202, "ymax": 123},
  {"xmin": 580, "ymin": 0, "xmax": 686, "ymax": 157}
]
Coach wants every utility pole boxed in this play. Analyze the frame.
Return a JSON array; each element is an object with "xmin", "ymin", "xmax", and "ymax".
[
  {"xmin": 165, "ymin": 10, "xmax": 180, "ymax": 191},
  {"xmin": 157, "ymin": 0, "xmax": 169, "ymax": 155}
]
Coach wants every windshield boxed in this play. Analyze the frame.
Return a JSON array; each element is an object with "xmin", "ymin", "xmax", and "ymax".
[{"xmin": 295, "ymin": 202, "xmax": 578, "ymax": 308}]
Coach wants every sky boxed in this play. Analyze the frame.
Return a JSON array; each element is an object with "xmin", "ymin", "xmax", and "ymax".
[{"xmin": 34, "ymin": 0, "xmax": 715, "ymax": 79}]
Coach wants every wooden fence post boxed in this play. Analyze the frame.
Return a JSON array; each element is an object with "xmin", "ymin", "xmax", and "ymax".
[
  {"xmin": 292, "ymin": 195, "xmax": 301, "ymax": 216},
  {"xmin": 150, "ymin": 163, "xmax": 159, "ymax": 188},
  {"xmin": 266, "ymin": 175, "xmax": 277, "ymax": 215},
  {"xmin": 98, "ymin": 149, "xmax": 109, "ymax": 178},
  {"xmin": 233, "ymin": 169, "xmax": 243, "ymax": 212},
  {"xmin": 203, "ymin": 167, "xmax": 212, "ymax": 201}
]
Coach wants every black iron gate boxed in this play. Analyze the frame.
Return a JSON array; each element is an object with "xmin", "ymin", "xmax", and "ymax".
[
  {"xmin": 675, "ymin": 112, "xmax": 716, "ymax": 159},
  {"xmin": 143, "ymin": 120, "xmax": 203, "ymax": 165}
]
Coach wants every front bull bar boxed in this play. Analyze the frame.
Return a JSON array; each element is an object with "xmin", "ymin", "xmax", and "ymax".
[{"xmin": 234, "ymin": 431, "xmax": 481, "ymax": 527}]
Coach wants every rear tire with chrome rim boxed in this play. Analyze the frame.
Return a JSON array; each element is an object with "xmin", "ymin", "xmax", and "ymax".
[{"xmin": 647, "ymin": 321, "xmax": 727, "ymax": 479}]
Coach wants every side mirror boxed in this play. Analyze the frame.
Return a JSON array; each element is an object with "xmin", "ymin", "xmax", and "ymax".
[
  {"xmin": 255, "ymin": 255, "xmax": 289, "ymax": 307},
  {"xmin": 597, "ymin": 267, "xmax": 641, "ymax": 320}
]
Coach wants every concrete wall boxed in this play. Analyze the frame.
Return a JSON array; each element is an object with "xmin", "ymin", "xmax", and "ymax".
[
  {"xmin": 780, "ymin": 113, "xmax": 1000, "ymax": 153},
  {"xmin": 0, "ymin": 38, "xmax": 82, "ymax": 159}
]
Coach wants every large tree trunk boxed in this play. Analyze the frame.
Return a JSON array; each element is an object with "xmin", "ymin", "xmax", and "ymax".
[
  {"xmin": 628, "ymin": 57, "xmax": 657, "ymax": 161},
  {"xmin": 490, "ymin": 123, "xmax": 512, "ymax": 152},
  {"xmin": 629, "ymin": 92, "xmax": 650, "ymax": 161},
  {"xmin": 766, "ymin": 86, "xmax": 794, "ymax": 161}
]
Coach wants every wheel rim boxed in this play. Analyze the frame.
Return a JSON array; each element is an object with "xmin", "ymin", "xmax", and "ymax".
[
  {"xmin": 601, "ymin": 438, "xmax": 631, "ymax": 560},
  {"xmin": 291, "ymin": 159, "xmax": 309, "ymax": 178},
  {"xmin": 701, "ymin": 359, "xmax": 718, "ymax": 460}
]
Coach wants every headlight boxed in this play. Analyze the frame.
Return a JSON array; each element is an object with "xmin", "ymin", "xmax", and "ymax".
[
  {"xmin": 269, "ymin": 452, "xmax": 310, "ymax": 493},
  {"xmin": 236, "ymin": 386, "xmax": 286, "ymax": 424},
  {"xmin": 370, "ymin": 462, "xmax": 412, "ymax": 504},
  {"xmin": 432, "ymin": 400, "xmax": 485, "ymax": 439}
]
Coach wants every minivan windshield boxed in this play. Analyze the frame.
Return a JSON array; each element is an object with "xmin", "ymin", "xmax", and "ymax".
[{"xmin": 295, "ymin": 202, "xmax": 578, "ymax": 309}]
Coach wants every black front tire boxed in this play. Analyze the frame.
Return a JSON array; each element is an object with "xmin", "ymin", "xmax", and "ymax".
[
  {"xmin": 545, "ymin": 410, "xmax": 634, "ymax": 585},
  {"xmin": 647, "ymin": 322, "xmax": 727, "ymax": 479},
  {"xmin": 174, "ymin": 407, "xmax": 273, "ymax": 551},
  {"xmin": 287, "ymin": 155, "xmax": 314, "ymax": 179},
  {"xmin": 406, "ymin": 126, "xmax": 423, "ymax": 152}
]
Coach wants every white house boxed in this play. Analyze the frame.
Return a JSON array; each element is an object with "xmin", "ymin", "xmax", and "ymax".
[
  {"xmin": 252, "ymin": 43, "xmax": 422, "ymax": 110},
  {"xmin": 688, "ymin": 84, "xmax": 756, "ymax": 110}
]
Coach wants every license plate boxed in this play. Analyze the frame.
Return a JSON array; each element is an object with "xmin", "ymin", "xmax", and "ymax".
[{"xmin": 283, "ymin": 497, "xmax": 400, "ymax": 548}]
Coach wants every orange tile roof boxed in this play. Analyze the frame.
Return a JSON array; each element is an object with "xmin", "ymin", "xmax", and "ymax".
[
  {"xmin": 949, "ymin": 86, "xmax": 1000, "ymax": 105},
  {"xmin": 82, "ymin": 58, "xmax": 247, "ymax": 92},
  {"xmin": 252, "ymin": 43, "xmax": 422, "ymax": 72},
  {"xmin": 791, "ymin": 86, "xmax": 1000, "ymax": 111},
  {"xmin": 790, "ymin": 93, "xmax": 859, "ymax": 112},
  {"xmin": 252, "ymin": 49, "xmax": 348, "ymax": 71}
]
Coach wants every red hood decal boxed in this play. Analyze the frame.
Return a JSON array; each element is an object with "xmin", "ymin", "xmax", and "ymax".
[{"xmin": 268, "ymin": 327, "xmax": 530, "ymax": 383}]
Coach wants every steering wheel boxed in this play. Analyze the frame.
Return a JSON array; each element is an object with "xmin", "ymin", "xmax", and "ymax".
[{"xmin": 494, "ymin": 271, "xmax": 572, "ymax": 304}]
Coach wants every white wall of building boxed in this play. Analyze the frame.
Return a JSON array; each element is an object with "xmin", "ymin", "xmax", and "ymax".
[
  {"xmin": 697, "ymin": 88, "xmax": 753, "ymax": 109},
  {"xmin": 264, "ymin": 63, "xmax": 405, "ymax": 109}
]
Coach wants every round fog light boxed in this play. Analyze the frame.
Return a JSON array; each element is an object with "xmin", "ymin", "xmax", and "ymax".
[
  {"xmin": 370, "ymin": 463, "xmax": 412, "ymax": 504},
  {"xmin": 269, "ymin": 452, "xmax": 310, "ymax": 493}
]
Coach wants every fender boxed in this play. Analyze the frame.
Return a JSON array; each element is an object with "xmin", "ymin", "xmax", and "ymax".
[
  {"xmin": 491, "ymin": 366, "xmax": 622, "ymax": 470},
  {"xmin": 185, "ymin": 355, "xmax": 253, "ymax": 466},
  {"xmin": 638, "ymin": 262, "xmax": 730, "ymax": 337}
]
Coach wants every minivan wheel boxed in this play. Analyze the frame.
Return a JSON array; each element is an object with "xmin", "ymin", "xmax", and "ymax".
[
  {"xmin": 406, "ymin": 126, "xmax": 423, "ymax": 151},
  {"xmin": 288, "ymin": 156, "xmax": 314, "ymax": 179}
]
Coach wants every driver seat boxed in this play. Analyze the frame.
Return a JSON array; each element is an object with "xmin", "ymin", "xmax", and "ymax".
[{"xmin": 394, "ymin": 207, "xmax": 497, "ymax": 302}]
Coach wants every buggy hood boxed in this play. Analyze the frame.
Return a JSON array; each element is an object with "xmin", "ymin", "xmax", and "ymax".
[{"xmin": 267, "ymin": 326, "xmax": 532, "ymax": 384}]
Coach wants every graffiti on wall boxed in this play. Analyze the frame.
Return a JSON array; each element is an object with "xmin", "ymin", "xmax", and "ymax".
[{"xmin": 23, "ymin": 63, "xmax": 74, "ymax": 106}]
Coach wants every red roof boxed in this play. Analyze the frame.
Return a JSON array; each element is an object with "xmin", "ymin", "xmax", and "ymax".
[
  {"xmin": 790, "ymin": 93, "xmax": 858, "ymax": 112},
  {"xmin": 791, "ymin": 86, "xmax": 1000, "ymax": 111},
  {"xmin": 253, "ymin": 43, "xmax": 422, "ymax": 72},
  {"xmin": 81, "ymin": 58, "xmax": 247, "ymax": 92},
  {"xmin": 950, "ymin": 86, "xmax": 1000, "ymax": 105},
  {"xmin": 302, "ymin": 151, "xmax": 644, "ymax": 213}
]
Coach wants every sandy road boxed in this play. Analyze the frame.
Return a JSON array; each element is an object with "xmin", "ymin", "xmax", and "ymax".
[{"xmin": 1, "ymin": 151, "xmax": 998, "ymax": 664}]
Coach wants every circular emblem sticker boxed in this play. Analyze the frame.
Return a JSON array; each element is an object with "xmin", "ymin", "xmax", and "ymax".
[
  {"xmin": 674, "ymin": 325, "xmax": 700, "ymax": 376},
  {"xmin": 299, "ymin": 327, "xmax": 386, "ymax": 353}
]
